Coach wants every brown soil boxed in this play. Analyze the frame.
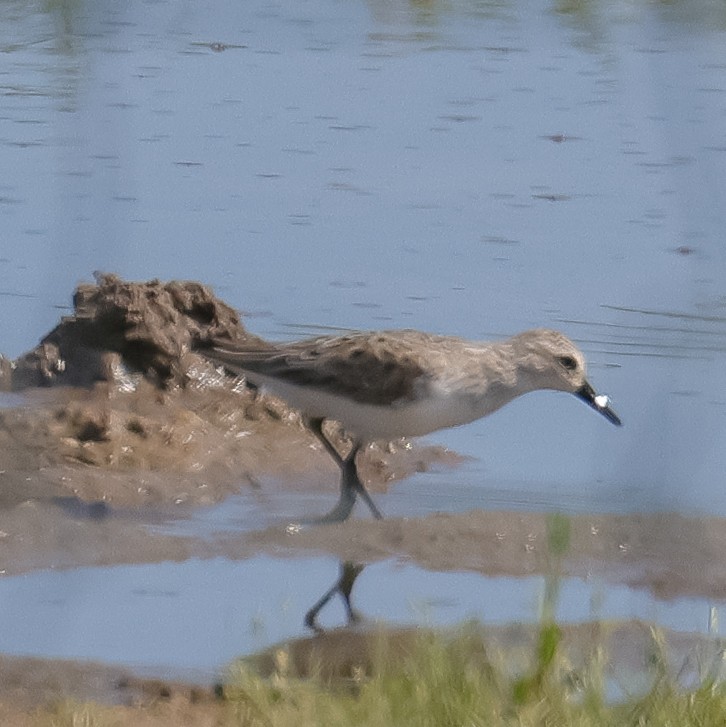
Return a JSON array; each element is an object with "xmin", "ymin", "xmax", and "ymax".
[
  {"xmin": 0, "ymin": 274, "xmax": 722, "ymax": 722},
  {"xmin": 0, "ymin": 651, "xmax": 224, "ymax": 726}
]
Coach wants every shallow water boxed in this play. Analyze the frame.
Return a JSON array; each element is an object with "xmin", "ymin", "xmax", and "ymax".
[
  {"xmin": 0, "ymin": 555, "xmax": 719, "ymax": 677},
  {"xmin": 0, "ymin": 0, "xmax": 725, "ymax": 680}
]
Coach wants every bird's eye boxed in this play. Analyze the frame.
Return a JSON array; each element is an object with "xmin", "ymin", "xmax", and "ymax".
[{"xmin": 558, "ymin": 355, "xmax": 578, "ymax": 371}]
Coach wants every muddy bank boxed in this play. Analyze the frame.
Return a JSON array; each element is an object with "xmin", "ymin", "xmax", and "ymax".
[
  {"xmin": 225, "ymin": 508, "xmax": 726, "ymax": 602},
  {"xmin": 0, "ymin": 274, "xmax": 459, "ymax": 510},
  {"xmin": 4, "ymin": 273, "xmax": 253, "ymax": 391},
  {"xmin": 0, "ymin": 652, "xmax": 215, "ymax": 712},
  {"xmin": 3, "ymin": 496, "xmax": 726, "ymax": 605},
  {"xmin": 246, "ymin": 619, "xmax": 722, "ymax": 688},
  {"xmin": 0, "ymin": 384, "xmax": 455, "ymax": 510},
  {"xmin": 0, "ymin": 652, "xmax": 222, "ymax": 725}
]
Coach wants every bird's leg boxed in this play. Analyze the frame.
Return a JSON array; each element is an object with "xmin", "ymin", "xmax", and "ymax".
[
  {"xmin": 304, "ymin": 560, "xmax": 365, "ymax": 632},
  {"xmin": 343, "ymin": 443, "xmax": 383, "ymax": 520},
  {"xmin": 306, "ymin": 418, "xmax": 383, "ymax": 522},
  {"xmin": 307, "ymin": 417, "xmax": 344, "ymax": 466},
  {"xmin": 306, "ymin": 418, "xmax": 356, "ymax": 522}
]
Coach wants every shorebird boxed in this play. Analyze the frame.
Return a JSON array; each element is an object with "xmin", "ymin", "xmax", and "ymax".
[{"xmin": 205, "ymin": 328, "xmax": 621, "ymax": 522}]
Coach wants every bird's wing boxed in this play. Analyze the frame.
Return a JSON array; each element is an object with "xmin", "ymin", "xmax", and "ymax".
[{"xmin": 207, "ymin": 332, "xmax": 430, "ymax": 406}]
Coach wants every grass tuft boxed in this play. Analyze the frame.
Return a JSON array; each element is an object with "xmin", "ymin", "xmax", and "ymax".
[
  {"xmin": 223, "ymin": 623, "xmax": 726, "ymax": 727},
  {"xmin": 34, "ymin": 700, "xmax": 114, "ymax": 727}
]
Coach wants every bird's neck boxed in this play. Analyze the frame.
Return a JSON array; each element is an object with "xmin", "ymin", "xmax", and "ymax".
[{"xmin": 459, "ymin": 342, "xmax": 535, "ymax": 417}]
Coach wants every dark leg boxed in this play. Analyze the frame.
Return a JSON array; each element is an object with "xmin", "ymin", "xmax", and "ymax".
[
  {"xmin": 305, "ymin": 561, "xmax": 365, "ymax": 632},
  {"xmin": 306, "ymin": 418, "xmax": 383, "ymax": 522},
  {"xmin": 343, "ymin": 444, "xmax": 383, "ymax": 520},
  {"xmin": 307, "ymin": 417, "xmax": 344, "ymax": 466}
]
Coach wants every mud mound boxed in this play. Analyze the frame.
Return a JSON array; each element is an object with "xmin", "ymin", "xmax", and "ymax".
[{"xmin": 6, "ymin": 272, "xmax": 262, "ymax": 390}]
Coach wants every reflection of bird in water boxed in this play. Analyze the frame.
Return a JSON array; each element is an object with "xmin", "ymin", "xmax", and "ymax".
[
  {"xmin": 305, "ymin": 561, "xmax": 364, "ymax": 632},
  {"xmin": 206, "ymin": 328, "xmax": 621, "ymax": 522}
]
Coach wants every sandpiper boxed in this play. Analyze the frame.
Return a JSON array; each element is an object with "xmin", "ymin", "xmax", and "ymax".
[{"xmin": 205, "ymin": 328, "xmax": 621, "ymax": 522}]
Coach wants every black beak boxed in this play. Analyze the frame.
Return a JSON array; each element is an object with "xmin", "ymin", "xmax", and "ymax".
[{"xmin": 575, "ymin": 382, "xmax": 622, "ymax": 426}]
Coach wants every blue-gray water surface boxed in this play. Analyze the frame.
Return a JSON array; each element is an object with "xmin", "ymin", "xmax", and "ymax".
[
  {"xmin": 0, "ymin": 0, "xmax": 725, "ymax": 678},
  {"xmin": 0, "ymin": 556, "xmax": 719, "ymax": 677}
]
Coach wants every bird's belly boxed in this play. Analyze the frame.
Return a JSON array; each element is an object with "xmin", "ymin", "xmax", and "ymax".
[
  {"xmin": 250, "ymin": 374, "xmax": 481, "ymax": 441},
  {"xmin": 343, "ymin": 395, "xmax": 481, "ymax": 441}
]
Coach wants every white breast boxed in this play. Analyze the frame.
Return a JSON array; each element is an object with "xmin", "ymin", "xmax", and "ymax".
[{"xmin": 248, "ymin": 373, "xmax": 493, "ymax": 441}]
